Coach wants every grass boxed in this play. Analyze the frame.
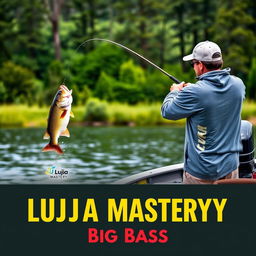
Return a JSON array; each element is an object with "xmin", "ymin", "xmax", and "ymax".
[
  {"xmin": 0, "ymin": 105, "xmax": 86, "ymax": 128},
  {"xmin": 107, "ymin": 102, "xmax": 185, "ymax": 126},
  {"xmin": 240, "ymin": 101, "xmax": 256, "ymax": 119},
  {"xmin": 0, "ymin": 100, "xmax": 255, "ymax": 128}
]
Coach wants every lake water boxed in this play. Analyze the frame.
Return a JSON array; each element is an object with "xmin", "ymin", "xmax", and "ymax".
[
  {"xmin": 0, "ymin": 126, "xmax": 185, "ymax": 184},
  {"xmin": 1, "ymin": 126, "xmax": 255, "ymax": 184}
]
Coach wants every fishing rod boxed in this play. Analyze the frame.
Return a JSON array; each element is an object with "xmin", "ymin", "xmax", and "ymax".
[{"xmin": 72, "ymin": 38, "xmax": 181, "ymax": 84}]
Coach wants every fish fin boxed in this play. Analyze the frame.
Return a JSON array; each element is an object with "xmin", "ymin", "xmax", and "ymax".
[
  {"xmin": 70, "ymin": 111, "xmax": 75, "ymax": 118},
  {"xmin": 42, "ymin": 144, "xmax": 63, "ymax": 154},
  {"xmin": 43, "ymin": 131, "xmax": 50, "ymax": 139},
  {"xmin": 60, "ymin": 110, "xmax": 67, "ymax": 119},
  {"xmin": 60, "ymin": 128, "xmax": 70, "ymax": 137}
]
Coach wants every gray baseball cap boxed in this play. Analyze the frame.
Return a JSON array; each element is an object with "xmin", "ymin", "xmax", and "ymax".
[{"xmin": 183, "ymin": 41, "xmax": 222, "ymax": 62}]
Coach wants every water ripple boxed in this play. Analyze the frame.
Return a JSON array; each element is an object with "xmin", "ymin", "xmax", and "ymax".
[{"xmin": 0, "ymin": 126, "xmax": 186, "ymax": 184}]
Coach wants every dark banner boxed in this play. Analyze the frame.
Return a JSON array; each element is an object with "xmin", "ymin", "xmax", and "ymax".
[{"xmin": 0, "ymin": 185, "xmax": 255, "ymax": 256}]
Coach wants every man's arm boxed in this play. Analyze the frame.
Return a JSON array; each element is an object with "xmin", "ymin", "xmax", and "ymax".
[{"xmin": 161, "ymin": 83, "xmax": 201, "ymax": 120}]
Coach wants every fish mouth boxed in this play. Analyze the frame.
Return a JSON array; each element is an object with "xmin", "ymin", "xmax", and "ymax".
[
  {"xmin": 56, "ymin": 95, "xmax": 73, "ymax": 108},
  {"xmin": 58, "ymin": 85, "xmax": 72, "ymax": 99},
  {"xmin": 54, "ymin": 85, "xmax": 73, "ymax": 108},
  {"xmin": 60, "ymin": 84, "xmax": 69, "ymax": 91},
  {"xmin": 60, "ymin": 85, "xmax": 72, "ymax": 94},
  {"xmin": 60, "ymin": 104, "xmax": 70, "ymax": 109}
]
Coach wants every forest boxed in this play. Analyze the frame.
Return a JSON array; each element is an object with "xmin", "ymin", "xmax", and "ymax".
[{"xmin": 0, "ymin": 0, "xmax": 256, "ymax": 125}]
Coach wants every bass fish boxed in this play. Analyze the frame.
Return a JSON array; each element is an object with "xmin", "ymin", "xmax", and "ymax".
[{"xmin": 42, "ymin": 85, "xmax": 74, "ymax": 154}]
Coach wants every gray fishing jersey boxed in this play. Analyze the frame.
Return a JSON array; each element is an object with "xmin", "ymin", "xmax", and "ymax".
[{"xmin": 161, "ymin": 68, "xmax": 245, "ymax": 180}]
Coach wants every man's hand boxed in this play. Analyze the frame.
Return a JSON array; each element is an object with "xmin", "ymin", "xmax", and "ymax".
[{"xmin": 170, "ymin": 82, "xmax": 188, "ymax": 92}]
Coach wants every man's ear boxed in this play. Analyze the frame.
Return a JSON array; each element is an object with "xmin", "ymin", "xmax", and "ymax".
[{"xmin": 200, "ymin": 62, "xmax": 207, "ymax": 72}]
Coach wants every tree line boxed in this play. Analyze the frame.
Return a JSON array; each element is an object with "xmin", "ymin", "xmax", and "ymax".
[{"xmin": 0, "ymin": 0, "xmax": 255, "ymax": 105}]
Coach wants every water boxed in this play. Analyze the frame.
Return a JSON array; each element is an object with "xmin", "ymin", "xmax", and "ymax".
[
  {"xmin": 0, "ymin": 126, "xmax": 185, "ymax": 184},
  {"xmin": 1, "ymin": 126, "xmax": 255, "ymax": 184}
]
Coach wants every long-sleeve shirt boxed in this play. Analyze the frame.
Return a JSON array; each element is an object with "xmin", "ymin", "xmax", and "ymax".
[{"xmin": 161, "ymin": 68, "xmax": 245, "ymax": 180}]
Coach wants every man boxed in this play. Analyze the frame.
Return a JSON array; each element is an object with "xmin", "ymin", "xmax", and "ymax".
[{"xmin": 161, "ymin": 41, "xmax": 245, "ymax": 184}]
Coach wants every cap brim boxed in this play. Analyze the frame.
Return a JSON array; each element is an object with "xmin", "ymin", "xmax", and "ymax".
[{"xmin": 183, "ymin": 54, "xmax": 194, "ymax": 61}]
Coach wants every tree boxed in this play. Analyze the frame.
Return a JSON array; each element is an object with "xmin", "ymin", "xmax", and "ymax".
[
  {"xmin": 211, "ymin": 0, "xmax": 255, "ymax": 77},
  {"xmin": 149, "ymin": 0, "xmax": 172, "ymax": 68},
  {"xmin": 114, "ymin": 0, "xmax": 157, "ymax": 68},
  {"xmin": 0, "ymin": 0, "xmax": 18, "ymax": 62},
  {"xmin": 187, "ymin": 0, "xmax": 217, "ymax": 45},
  {"xmin": 13, "ymin": 0, "xmax": 46, "ymax": 74},
  {"xmin": 171, "ymin": 0, "xmax": 189, "ymax": 71},
  {"xmin": 247, "ymin": 58, "xmax": 256, "ymax": 99},
  {"xmin": 71, "ymin": 0, "xmax": 89, "ymax": 46},
  {"xmin": 88, "ymin": 0, "xmax": 96, "ymax": 40},
  {"xmin": 44, "ymin": 0, "xmax": 64, "ymax": 60},
  {"xmin": 0, "ymin": 61, "xmax": 36, "ymax": 103},
  {"xmin": 202, "ymin": 0, "xmax": 217, "ymax": 40}
]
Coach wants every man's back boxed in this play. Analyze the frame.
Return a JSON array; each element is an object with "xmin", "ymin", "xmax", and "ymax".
[
  {"xmin": 162, "ymin": 40, "xmax": 246, "ymax": 183},
  {"xmin": 161, "ymin": 68, "xmax": 245, "ymax": 180},
  {"xmin": 189, "ymin": 69, "xmax": 244, "ymax": 153}
]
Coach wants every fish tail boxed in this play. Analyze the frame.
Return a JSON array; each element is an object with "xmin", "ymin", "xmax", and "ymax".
[{"xmin": 42, "ymin": 144, "xmax": 63, "ymax": 154}]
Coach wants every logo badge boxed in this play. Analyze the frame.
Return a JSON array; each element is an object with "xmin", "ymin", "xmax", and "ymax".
[{"xmin": 45, "ymin": 165, "xmax": 69, "ymax": 179}]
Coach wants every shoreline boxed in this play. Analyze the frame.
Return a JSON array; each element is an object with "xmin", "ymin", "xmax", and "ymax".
[
  {"xmin": 1, "ymin": 119, "xmax": 255, "ymax": 129},
  {"xmin": 0, "ymin": 102, "xmax": 256, "ymax": 128}
]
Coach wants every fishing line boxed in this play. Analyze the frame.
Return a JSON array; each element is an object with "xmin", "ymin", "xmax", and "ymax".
[
  {"xmin": 47, "ymin": 39, "xmax": 181, "ymax": 171},
  {"xmin": 62, "ymin": 38, "xmax": 181, "ymax": 85}
]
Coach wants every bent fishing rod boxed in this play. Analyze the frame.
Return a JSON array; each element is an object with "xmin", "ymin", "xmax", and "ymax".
[{"xmin": 73, "ymin": 38, "xmax": 181, "ymax": 84}]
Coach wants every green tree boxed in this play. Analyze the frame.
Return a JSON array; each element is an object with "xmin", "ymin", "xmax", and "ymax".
[
  {"xmin": 0, "ymin": 0, "xmax": 17, "ymax": 63},
  {"xmin": 70, "ymin": 44, "xmax": 127, "ymax": 89},
  {"xmin": 143, "ymin": 0, "xmax": 172, "ymax": 68},
  {"xmin": 211, "ymin": 0, "xmax": 255, "ymax": 77},
  {"xmin": 247, "ymin": 58, "xmax": 256, "ymax": 99},
  {"xmin": 114, "ymin": 0, "xmax": 157, "ymax": 68},
  {"xmin": 70, "ymin": 0, "xmax": 90, "ymax": 47},
  {"xmin": 43, "ymin": 60, "xmax": 67, "ymax": 104},
  {"xmin": 84, "ymin": 98, "xmax": 109, "ymax": 122},
  {"xmin": 142, "ymin": 71, "xmax": 169, "ymax": 102},
  {"xmin": 113, "ymin": 82, "xmax": 145, "ymax": 104},
  {"xmin": 14, "ymin": 0, "xmax": 46, "ymax": 74},
  {"xmin": 94, "ymin": 72, "xmax": 115, "ymax": 101},
  {"xmin": 70, "ymin": 0, "xmax": 110, "ymax": 49},
  {"xmin": 171, "ymin": 0, "xmax": 187, "ymax": 71},
  {"xmin": 44, "ymin": 0, "xmax": 64, "ymax": 60},
  {"xmin": 72, "ymin": 84, "xmax": 91, "ymax": 105},
  {"xmin": 0, "ymin": 61, "xmax": 36, "ymax": 103},
  {"xmin": 0, "ymin": 82, "xmax": 7, "ymax": 103},
  {"xmin": 119, "ymin": 60, "xmax": 146, "ymax": 85}
]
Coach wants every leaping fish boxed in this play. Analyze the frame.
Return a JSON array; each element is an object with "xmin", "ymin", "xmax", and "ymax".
[{"xmin": 42, "ymin": 85, "xmax": 74, "ymax": 154}]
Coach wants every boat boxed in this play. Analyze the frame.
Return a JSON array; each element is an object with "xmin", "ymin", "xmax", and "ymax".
[{"xmin": 114, "ymin": 120, "xmax": 256, "ymax": 184}]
